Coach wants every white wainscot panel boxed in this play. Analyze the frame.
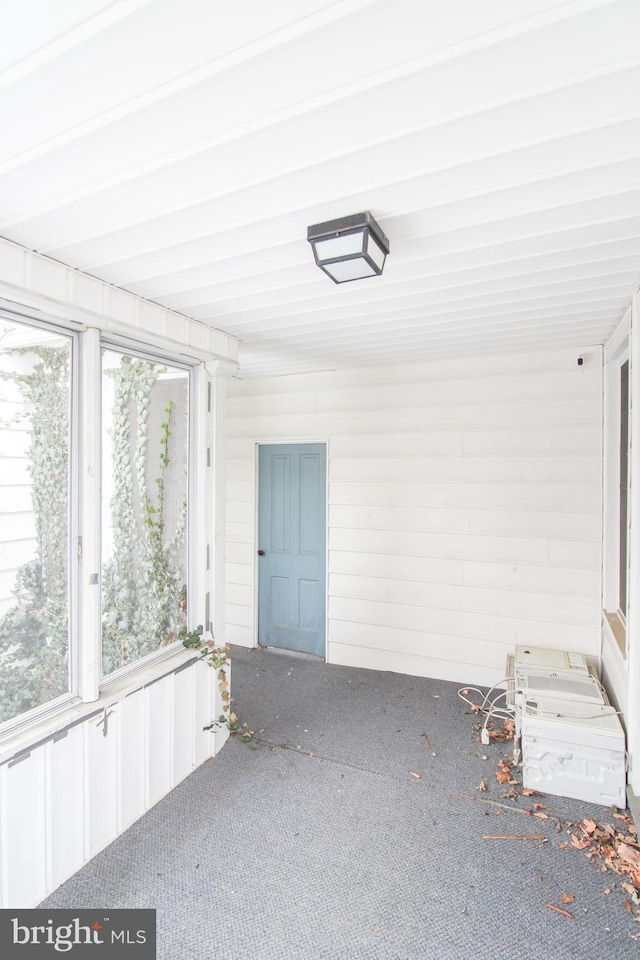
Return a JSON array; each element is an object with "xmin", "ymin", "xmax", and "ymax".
[
  {"xmin": 146, "ymin": 676, "xmax": 173, "ymax": 807},
  {"xmin": 0, "ymin": 658, "xmax": 229, "ymax": 908},
  {"xmin": 85, "ymin": 707, "xmax": 119, "ymax": 859},
  {"xmin": 194, "ymin": 659, "xmax": 217, "ymax": 765},
  {"xmin": 173, "ymin": 665, "xmax": 195, "ymax": 785},
  {"xmin": 602, "ymin": 626, "xmax": 628, "ymax": 717},
  {"xmin": 117, "ymin": 689, "xmax": 147, "ymax": 831},
  {"xmin": 0, "ymin": 750, "xmax": 47, "ymax": 907},
  {"xmin": 47, "ymin": 726, "xmax": 85, "ymax": 894}
]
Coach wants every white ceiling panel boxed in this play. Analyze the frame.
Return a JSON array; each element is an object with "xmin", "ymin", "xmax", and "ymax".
[{"xmin": 0, "ymin": 0, "xmax": 639, "ymax": 376}]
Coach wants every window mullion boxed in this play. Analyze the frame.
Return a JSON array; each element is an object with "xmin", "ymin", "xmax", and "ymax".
[{"xmin": 79, "ymin": 327, "xmax": 101, "ymax": 702}]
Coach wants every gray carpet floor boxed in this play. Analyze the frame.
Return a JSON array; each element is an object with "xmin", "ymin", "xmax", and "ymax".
[{"xmin": 41, "ymin": 646, "xmax": 640, "ymax": 959}]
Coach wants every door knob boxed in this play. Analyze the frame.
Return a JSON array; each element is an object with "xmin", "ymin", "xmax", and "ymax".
[{"xmin": 257, "ymin": 549, "xmax": 265, "ymax": 556}]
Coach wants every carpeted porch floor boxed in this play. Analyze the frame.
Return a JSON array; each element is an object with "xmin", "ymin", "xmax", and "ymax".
[{"xmin": 41, "ymin": 645, "xmax": 640, "ymax": 959}]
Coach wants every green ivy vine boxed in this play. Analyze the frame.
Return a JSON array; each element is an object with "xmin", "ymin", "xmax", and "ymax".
[{"xmin": 182, "ymin": 626, "xmax": 252, "ymax": 742}]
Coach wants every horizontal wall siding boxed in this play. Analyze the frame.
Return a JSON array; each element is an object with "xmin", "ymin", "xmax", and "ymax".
[
  {"xmin": 225, "ymin": 349, "xmax": 603, "ymax": 686},
  {"xmin": 0, "ymin": 657, "xmax": 227, "ymax": 908}
]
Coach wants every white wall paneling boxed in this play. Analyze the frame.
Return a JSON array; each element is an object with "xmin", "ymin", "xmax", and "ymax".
[
  {"xmin": 46, "ymin": 725, "xmax": 85, "ymax": 896},
  {"xmin": 226, "ymin": 347, "xmax": 604, "ymax": 686},
  {"xmin": 0, "ymin": 749, "xmax": 48, "ymax": 908},
  {"xmin": 0, "ymin": 656, "xmax": 221, "ymax": 908},
  {"xmin": 85, "ymin": 705, "xmax": 119, "ymax": 857}
]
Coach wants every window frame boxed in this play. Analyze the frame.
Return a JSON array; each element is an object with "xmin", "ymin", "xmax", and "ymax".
[
  {"xmin": 0, "ymin": 313, "xmax": 202, "ymax": 741},
  {"xmin": 603, "ymin": 309, "xmax": 631, "ymax": 657},
  {"xmin": 98, "ymin": 338, "xmax": 196, "ymax": 689},
  {"xmin": 0, "ymin": 309, "xmax": 80, "ymax": 737}
]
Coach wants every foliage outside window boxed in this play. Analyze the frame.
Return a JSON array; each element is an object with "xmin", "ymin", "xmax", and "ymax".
[
  {"xmin": 0, "ymin": 319, "xmax": 72, "ymax": 724},
  {"xmin": 101, "ymin": 349, "xmax": 189, "ymax": 677}
]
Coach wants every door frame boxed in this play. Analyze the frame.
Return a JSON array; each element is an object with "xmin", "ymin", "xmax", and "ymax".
[{"xmin": 253, "ymin": 440, "xmax": 329, "ymax": 657}]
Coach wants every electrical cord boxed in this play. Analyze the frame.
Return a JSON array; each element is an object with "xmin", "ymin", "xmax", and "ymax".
[{"xmin": 457, "ymin": 682, "xmax": 516, "ymax": 745}]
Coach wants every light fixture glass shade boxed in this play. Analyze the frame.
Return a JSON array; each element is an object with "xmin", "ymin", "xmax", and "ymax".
[{"xmin": 307, "ymin": 211, "xmax": 389, "ymax": 283}]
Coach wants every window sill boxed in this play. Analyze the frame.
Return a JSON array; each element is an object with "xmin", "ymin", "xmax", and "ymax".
[
  {"xmin": 0, "ymin": 646, "xmax": 198, "ymax": 766},
  {"xmin": 603, "ymin": 610, "xmax": 627, "ymax": 660}
]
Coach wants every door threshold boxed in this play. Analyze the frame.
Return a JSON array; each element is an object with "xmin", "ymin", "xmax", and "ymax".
[{"xmin": 261, "ymin": 646, "xmax": 324, "ymax": 662}]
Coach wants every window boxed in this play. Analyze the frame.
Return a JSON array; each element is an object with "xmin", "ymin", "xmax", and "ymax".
[
  {"xmin": 0, "ymin": 318, "xmax": 74, "ymax": 724},
  {"xmin": 101, "ymin": 348, "xmax": 190, "ymax": 677},
  {"xmin": 0, "ymin": 312, "xmax": 197, "ymax": 735}
]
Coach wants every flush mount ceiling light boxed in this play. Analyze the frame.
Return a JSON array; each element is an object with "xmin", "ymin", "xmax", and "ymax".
[{"xmin": 307, "ymin": 211, "xmax": 389, "ymax": 283}]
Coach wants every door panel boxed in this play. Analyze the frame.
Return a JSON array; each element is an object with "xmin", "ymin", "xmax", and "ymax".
[{"xmin": 258, "ymin": 443, "xmax": 326, "ymax": 656}]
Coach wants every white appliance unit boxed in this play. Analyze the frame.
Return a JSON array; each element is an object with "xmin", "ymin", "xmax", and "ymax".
[
  {"xmin": 505, "ymin": 646, "xmax": 627, "ymax": 807},
  {"xmin": 520, "ymin": 695, "xmax": 627, "ymax": 807},
  {"xmin": 514, "ymin": 645, "xmax": 590, "ymax": 675}
]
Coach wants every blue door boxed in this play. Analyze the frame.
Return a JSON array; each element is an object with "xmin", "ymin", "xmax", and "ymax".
[{"xmin": 258, "ymin": 443, "xmax": 326, "ymax": 656}]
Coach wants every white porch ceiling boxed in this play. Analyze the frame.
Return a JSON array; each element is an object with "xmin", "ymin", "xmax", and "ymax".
[{"xmin": 1, "ymin": 0, "xmax": 640, "ymax": 377}]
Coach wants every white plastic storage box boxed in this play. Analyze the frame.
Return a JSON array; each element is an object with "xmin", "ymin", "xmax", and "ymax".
[{"xmin": 521, "ymin": 696, "xmax": 626, "ymax": 807}]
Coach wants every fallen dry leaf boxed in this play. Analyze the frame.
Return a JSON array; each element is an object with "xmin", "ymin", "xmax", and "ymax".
[
  {"xmin": 534, "ymin": 812, "xmax": 550, "ymax": 820},
  {"xmin": 618, "ymin": 843, "xmax": 640, "ymax": 868},
  {"xmin": 409, "ymin": 771, "xmax": 422, "ymax": 780},
  {"xmin": 621, "ymin": 883, "xmax": 637, "ymax": 897},
  {"xmin": 477, "ymin": 780, "xmax": 487, "ymax": 792},
  {"xmin": 533, "ymin": 803, "xmax": 547, "ymax": 811},
  {"xmin": 625, "ymin": 900, "xmax": 634, "ymax": 915},
  {"xmin": 561, "ymin": 893, "xmax": 575, "ymax": 904},
  {"xmin": 604, "ymin": 888, "xmax": 612, "ymax": 895},
  {"xmin": 522, "ymin": 788, "xmax": 535, "ymax": 796},
  {"xmin": 571, "ymin": 835, "xmax": 591, "ymax": 850},
  {"xmin": 583, "ymin": 818, "xmax": 597, "ymax": 834}
]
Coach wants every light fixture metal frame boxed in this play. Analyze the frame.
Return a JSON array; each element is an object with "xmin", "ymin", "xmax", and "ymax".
[{"xmin": 306, "ymin": 211, "xmax": 389, "ymax": 284}]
